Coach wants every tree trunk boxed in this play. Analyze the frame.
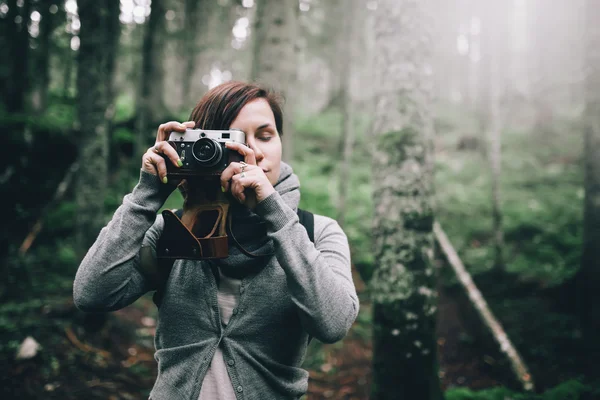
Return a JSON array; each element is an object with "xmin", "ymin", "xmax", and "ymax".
[
  {"xmin": 479, "ymin": 2, "xmax": 504, "ymax": 270},
  {"xmin": 3, "ymin": 0, "xmax": 30, "ymax": 113},
  {"xmin": 370, "ymin": 1, "xmax": 442, "ymax": 399},
  {"xmin": 250, "ymin": 0, "xmax": 299, "ymax": 162},
  {"xmin": 136, "ymin": 0, "xmax": 167, "ymax": 158},
  {"xmin": 579, "ymin": 0, "xmax": 600, "ymax": 379},
  {"xmin": 181, "ymin": 0, "xmax": 202, "ymax": 106},
  {"xmin": 63, "ymin": 44, "xmax": 74, "ymax": 96},
  {"xmin": 35, "ymin": 0, "xmax": 61, "ymax": 113},
  {"xmin": 320, "ymin": 0, "xmax": 345, "ymax": 111},
  {"xmin": 75, "ymin": 0, "xmax": 121, "ymax": 255},
  {"xmin": 531, "ymin": 0, "xmax": 555, "ymax": 133},
  {"xmin": 336, "ymin": 0, "xmax": 357, "ymax": 227}
]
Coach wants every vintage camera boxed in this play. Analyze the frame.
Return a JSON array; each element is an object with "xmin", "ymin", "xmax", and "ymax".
[
  {"xmin": 158, "ymin": 129, "xmax": 246, "ymax": 260},
  {"xmin": 165, "ymin": 129, "xmax": 246, "ymax": 177}
]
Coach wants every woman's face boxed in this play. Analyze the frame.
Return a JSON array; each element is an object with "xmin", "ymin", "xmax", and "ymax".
[{"xmin": 230, "ymin": 98, "xmax": 282, "ymax": 185}]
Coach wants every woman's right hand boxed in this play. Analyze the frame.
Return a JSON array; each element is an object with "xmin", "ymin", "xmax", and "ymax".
[{"xmin": 142, "ymin": 120, "xmax": 195, "ymax": 183}]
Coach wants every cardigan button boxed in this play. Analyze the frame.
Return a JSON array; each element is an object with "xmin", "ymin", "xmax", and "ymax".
[
  {"xmin": 236, "ymin": 386, "xmax": 243, "ymax": 393},
  {"xmin": 227, "ymin": 359, "xmax": 235, "ymax": 366}
]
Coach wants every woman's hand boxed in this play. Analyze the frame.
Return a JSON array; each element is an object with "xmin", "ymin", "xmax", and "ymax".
[
  {"xmin": 142, "ymin": 121, "xmax": 195, "ymax": 184},
  {"xmin": 220, "ymin": 142, "xmax": 275, "ymax": 209}
]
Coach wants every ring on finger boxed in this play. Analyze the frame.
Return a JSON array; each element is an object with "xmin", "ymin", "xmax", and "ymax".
[
  {"xmin": 240, "ymin": 172, "xmax": 246, "ymax": 178},
  {"xmin": 240, "ymin": 161, "xmax": 247, "ymax": 173}
]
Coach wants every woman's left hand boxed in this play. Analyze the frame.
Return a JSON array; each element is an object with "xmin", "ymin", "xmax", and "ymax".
[{"xmin": 220, "ymin": 142, "xmax": 275, "ymax": 209}]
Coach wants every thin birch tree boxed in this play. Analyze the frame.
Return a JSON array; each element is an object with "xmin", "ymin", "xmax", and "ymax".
[
  {"xmin": 480, "ymin": 1, "xmax": 505, "ymax": 271},
  {"xmin": 370, "ymin": 0, "xmax": 442, "ymax": 398}
]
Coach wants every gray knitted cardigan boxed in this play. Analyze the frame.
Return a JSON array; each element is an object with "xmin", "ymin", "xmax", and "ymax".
[{"xmin": 73, "ymin": 163, "xmax": 359, "ymax": 400}]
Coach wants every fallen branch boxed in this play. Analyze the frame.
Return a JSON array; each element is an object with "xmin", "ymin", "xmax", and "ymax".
[
  {"xmin": 19, "ymin": 161, "xmax": 79, "ymax": 256},
  {"xmin": 434, "ymin": 222, "xmax": 535, "ymax": 392},
  {"xmin": 64, "ymin": 324, "xmax": 111, "ymax": 359}
]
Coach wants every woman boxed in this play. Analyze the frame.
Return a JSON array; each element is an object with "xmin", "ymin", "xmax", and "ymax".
[{"xmin": 73, "ymin": 81, "xmax": 359, "ymax": 400}]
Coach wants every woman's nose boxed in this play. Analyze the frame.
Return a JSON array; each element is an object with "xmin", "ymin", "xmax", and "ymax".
[{"xmin": 248, "ymin": 139, "xmax": 264, "ymax": 162}]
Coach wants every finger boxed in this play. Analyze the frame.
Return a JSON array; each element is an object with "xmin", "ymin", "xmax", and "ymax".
[
  {"xmin": 142, "ymin": 150, "xmax": 159, "ymax": 176},
  {"xmin": 146, "ymin": 152, "xmax": 169, "ymax": 183},
  {"xmin": 230, "ymin": 174, "xmax": 247, "ymax": 203},
  {"xmin": 156, "ymin": 121, "xmax": 192, "ymax": 142},
  {"xmin": 220, "ymin": 162, "xmax": 243, "ymax": 192},
  {"xmin": 221, "ymin": 162, "xmax": 258, "ymax": 192},
  {"xmin": 153, "ymin": 141, "xmax": 182, "ymax": 168},
  {"xmin": 225, "ymin": 142, "xmax": 256, "ymax": 165}
]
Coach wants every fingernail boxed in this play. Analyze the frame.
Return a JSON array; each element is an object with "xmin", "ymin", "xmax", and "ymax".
[
  {"xmin": 177, "ymin": 159, "xmax": 183, "ymax": 167},
  {"xmin": 221, "ymin": 186, "xmax": 226, "ymax": 192},
  {"xmin": 179, "ymin": 124, "xmax": 186, "ymax": 129},
  {"xmin": 162, "ymin": 177, "xmax": 168, "ymax": 184}
]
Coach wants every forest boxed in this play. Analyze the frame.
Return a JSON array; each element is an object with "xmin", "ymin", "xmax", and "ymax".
[{"xmin": 1, "ymin": 0, "xmax": 600, "ymax": 399}]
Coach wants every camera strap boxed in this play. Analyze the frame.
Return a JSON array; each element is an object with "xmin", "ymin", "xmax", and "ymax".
[{"xmin": 152, "ymin": 208, "xmax": 315, "ymax": 308}]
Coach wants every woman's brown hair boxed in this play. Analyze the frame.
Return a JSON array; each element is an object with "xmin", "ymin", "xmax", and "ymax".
[{"xmin": 188, "ymin": 81, "xmax": 284, "ymax": 135}]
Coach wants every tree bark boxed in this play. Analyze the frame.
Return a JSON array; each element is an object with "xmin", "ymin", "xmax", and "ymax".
[
  {"xmin": 579, "ymin": 0, "xmax": 600, "ymax": 379},
  {"xmin": 530, "ymin": 0, "xmax": 555, "ymax": 133},
  {"xmin": 35, "ymin": 0, "xmax": 62, "ymax": 112},
  {"xmin": 479, "ymin": 2, "xmax": 505, "ymax": 270},
  {"xmin": 63, "ymin": 44, "xmax": 74, "ymax": 96},
  {"xmin": 2, "ymin": 0, "xmax": 30, "ymax": 113},
  {"xmin": 370, "ymin": 1, "xmax": 442, "ymax": 399},
  {"xmin": 75, "ymin": 0, "xmax": 121, "ymax": 255},
  {"xmin": 136, "ymin": 0, "xmax": 167, "ymax": 158},
  {"xmin": 250, "ymin": 0, "xmax": 299, "ymax": 162},
  {"xmin": 181, "ymin": 0, "xmax": 202, "ymax": 106}
]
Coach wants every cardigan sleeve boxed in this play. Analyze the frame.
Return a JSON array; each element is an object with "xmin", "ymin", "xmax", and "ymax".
[
  {"xmin": 73, "ymin": 169, "xmax": 171, "ymax": 312},
  {"xmin": 254, "ymin": 192, "xmax": 359, "ymax": 343}
]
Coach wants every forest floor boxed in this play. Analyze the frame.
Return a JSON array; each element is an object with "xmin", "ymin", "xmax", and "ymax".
[
  {"xmin": 305, "ymin": 266, "xmax": 503, "ymax": 399},
  {"xmin": 4, "ymin": 265, "xmax": 522, "ymax": 400}
]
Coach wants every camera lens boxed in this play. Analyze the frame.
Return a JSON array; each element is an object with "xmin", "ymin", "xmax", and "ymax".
[{"xmin": 192, "ymin": 137, "xmax": 223, "ymax": 167}]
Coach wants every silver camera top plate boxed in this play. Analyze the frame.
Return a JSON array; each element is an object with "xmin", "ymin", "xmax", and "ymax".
[{"xmin": 168, "ymin": 129, "xmax": 246, "ymax": 144}]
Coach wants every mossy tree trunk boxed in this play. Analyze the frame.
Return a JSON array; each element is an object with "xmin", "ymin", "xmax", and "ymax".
[
  {"xmin": 250, "ymin": 0, "xmax": 298, "ymax": 162},
  {"xmin": 370, "ymin": 1, "xmax": 442, "ymax": 399},
  {"xmin": 579, "ymin": 0, "xmax": 600, "ymax": 379},
  {"xmin": 75, "ymin": 0, "xmax": 120, "ymax": 255}
]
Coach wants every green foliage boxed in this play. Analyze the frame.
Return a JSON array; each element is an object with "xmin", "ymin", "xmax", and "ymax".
[
  {"xmin": 113, "ymin": 127, "xmax": 135, "ymax": 145},
  {"xmin": 434, "ymin": 103, "xmax": 583, "ymax": 285},
  {"xmin": 162, "ymin": 189, "xmax": 184, "ymax": 211},
  {"xmin": 293, "ymin": 109, "xmax": 375, "ymax": 277},
  {"xmin": 114, "ymin": 94, "xmax": 136, "ymax": 123},
  {"xmin": 434, "ymin": 102, "xmax": 591, "ymax": 389},
  {"xmin": 41, "ymin": 102, "xmax": 77, "ymax": 131}
]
